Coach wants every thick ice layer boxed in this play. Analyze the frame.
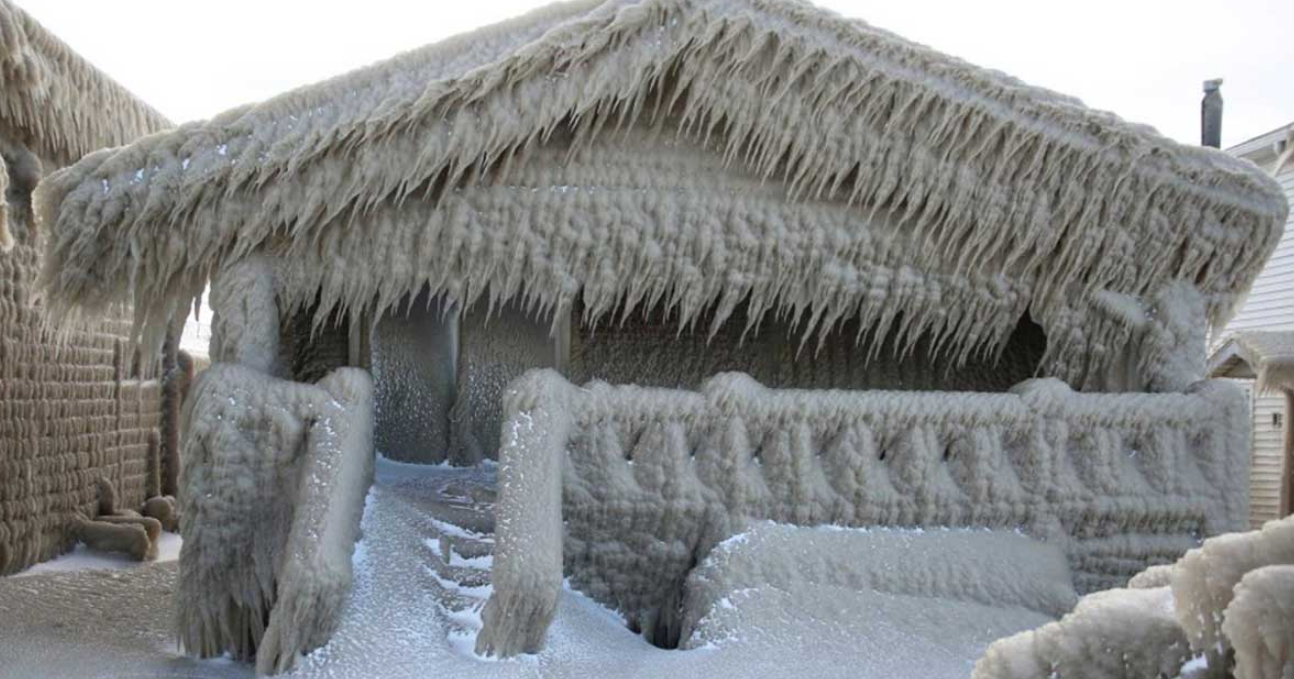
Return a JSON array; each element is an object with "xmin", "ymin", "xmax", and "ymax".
[
  {"xmin": 372, "ymin": 293, "xmax": 457, "ymax": 463},
  {"xmin": 450, "ymin": 300, "xmax": 558, "ymax": 463},
  {"xmin": 0, "ymin": 154, "xmax": 9, "ymax": 251},
  {"xmin": 973, "ymin": 587, "xmax": 1192, "ymax": 679},
  {"xmin": 692, "ymin": 582, "xmax": 1054, "ymax": 679},
  {"xmin": 680, "ymin": 522, "xmax": 1076, "ymax": 648},
  {"xmin": 176, "ymin": 363, "xmax": 374, "ymax": 674},
  {"xmin": 481, "ymin": 369, "xmax": 1249, "ymax": 655},
  {"xmin": 1223, "ymin": 565, "xmax": 1294, "ymax": 679}
]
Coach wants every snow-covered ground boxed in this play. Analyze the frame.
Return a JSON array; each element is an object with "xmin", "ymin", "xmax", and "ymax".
[
  {"xmin": 11, "ymin": 531, "xmax": 183, "ymax": 578},
  {"xmin": 0, "ymin": 458, "xmax": 1052, "ymax": 679}
]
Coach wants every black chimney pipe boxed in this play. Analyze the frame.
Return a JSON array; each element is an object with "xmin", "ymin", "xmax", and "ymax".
[{"xmin": 1202, "ymin": 79, "xmax": 1224, "ymax": 148}]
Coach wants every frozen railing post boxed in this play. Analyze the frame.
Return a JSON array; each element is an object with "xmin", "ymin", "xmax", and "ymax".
[
  {"xmin": 176, "ymin": 253, "xmax": 375, "ymax": 675},
  {"xmin": 476, "ymin": 369, "xmax": 570, "ymax": 657}
]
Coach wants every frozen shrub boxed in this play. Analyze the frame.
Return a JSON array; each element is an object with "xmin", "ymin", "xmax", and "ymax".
[
  {"xmin": 1172, "ymin": 516, "xmax": 1294, "ymax": 658},
  {"xmin": 1222, "ymin": 565, "xmax": 1294, "ymax": 679},
  {"xmin": 973, "ymin": 587, "xmax": 1191, "ymax": 679},
  {"xmin": 1127, "ymin": 564, "xmax": 1174, "ymax": 589}
]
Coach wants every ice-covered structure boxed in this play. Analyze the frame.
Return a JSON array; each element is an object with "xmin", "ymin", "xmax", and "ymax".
[
  {"xmin": 0, "ymin": 0, "xmax": 174, "ymax": 575},
  {"xmin": 477, "ymin": 368, "xmax": 1254, "ymax": 655},
  {"xmin": 28, "ymin": 0, "xmax": 1288, "ymax": 671}
]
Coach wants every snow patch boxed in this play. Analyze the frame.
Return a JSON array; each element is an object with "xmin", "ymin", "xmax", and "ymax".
[{"xmin": 13, "ymin": 532, "xmax": 182, "ymax": 578}]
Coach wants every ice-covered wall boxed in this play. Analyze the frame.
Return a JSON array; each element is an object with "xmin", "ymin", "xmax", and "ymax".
[
  {"xmin": 450, "ymin": 300, "xmax": 558, "ymax": 464},
  {"xmin": 0, "ymin": 135, "xmax": 163, "ymax": 575},
  {"xmin": 570, "ymin": 304, "xmax": 1048, "ymax": 392},
  {"xmin": 479, "ymin": 369, "xmax": 1250, "ymax": 655},
  {"xmin": 282, "ymin": 306, "xmax": 351, "ymax": 384},
  {"xmin": 371, "ymin": 293, "xmax": 457, "ymax": 463}
]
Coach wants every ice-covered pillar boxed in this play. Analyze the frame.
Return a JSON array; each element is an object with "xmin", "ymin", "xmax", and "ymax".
[
  {"xmin": 208, "ymin": 253, "xmax": 283, "ymax": 375},
  {"xmin": 476, "ymin": 369, "xmax": 571, "ymax": 657},
  {"xmin": 451, "ymin": 299, "xmax": 561, "ymax": 463}
]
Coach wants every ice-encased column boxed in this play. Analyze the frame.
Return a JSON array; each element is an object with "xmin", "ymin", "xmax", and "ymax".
[
  {"xmin": 208, "ymin": 253, "xmax": 283, "ymax": 376},
  {"xmin": 371, "ymin": 293, "xmax": 458, "ymax": 463}
]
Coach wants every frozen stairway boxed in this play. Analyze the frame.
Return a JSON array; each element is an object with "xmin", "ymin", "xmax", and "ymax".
[
  {"xmin": 369, "ymin": 459, "xmax": 506, "ymax": 654},
  {"xmin": 380, "ymin": 466, "xmax": 500, "ymax": 650},
  {"xmin": 427, "ymin": 521, "xmax": 495, "ymax": 645}
]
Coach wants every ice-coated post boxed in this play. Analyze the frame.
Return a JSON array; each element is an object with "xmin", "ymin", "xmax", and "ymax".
[
  {"xmin": 208, "ymin": 253, "xmax": 282, "ymax": 375},
  {"xmin": 476, "ymin": 369, "xmax": 571, "ymax": 657}
]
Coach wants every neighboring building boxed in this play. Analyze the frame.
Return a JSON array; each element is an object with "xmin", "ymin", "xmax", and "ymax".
[
  {"xmin": 30, "ymin": 0, "xmax": 1288, "ymax": 670},
  {"xmin": 0, "ymin": 0, "xmax": 173, "ymax": 574},
  {"xmin": 1209, "ymin": 121, "xmax": 1294, "ymax": 527}
]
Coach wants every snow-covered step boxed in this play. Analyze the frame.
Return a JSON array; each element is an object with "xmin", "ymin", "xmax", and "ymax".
[
  {"xmin": 437, "ymin": 590, "xmax": 486, "ymax": 615},
  {"xmin": 442, "ymin": 536, "xmax": 493, "ymax": 560},
  {"xmin": 422, "ymin": 551, "xmax": 493, "ymax": 590},
  {"xmin": 423, "ymin": 531, "xmax": 494, "ymax": 563},
  {"xmin": 401, "ymin": 495, "xmax": 496, "ymax": 535},
  {"xmin": 426, "ymin": 517, "xmax": 494, "ymax": 544}
]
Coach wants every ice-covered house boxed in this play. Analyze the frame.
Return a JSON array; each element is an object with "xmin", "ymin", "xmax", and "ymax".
[
  {"xmin": 1208, "ymin": 122, "xmax": 1294, "ymax": 527},
  {"xmin": 0, "ymin": 0, "xmax": 176, "ymax": 575},
  {"xmin": 30, "ymin": 0, "xmax": 1288, "ymax": 672}
]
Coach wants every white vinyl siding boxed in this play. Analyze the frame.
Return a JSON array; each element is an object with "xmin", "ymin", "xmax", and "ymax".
[
  {"xmin": 1221, "ymin": 136, "xmax": 1293, "ymax": 525},
  {"xmin": 1249, "ymin": 389, "xmax": 1286, "ymax": 527}
]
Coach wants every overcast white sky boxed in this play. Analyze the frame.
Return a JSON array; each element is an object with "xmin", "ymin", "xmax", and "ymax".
[{"xmin": 20, "ymin": 0, "xmax": 1294, "ymax": 148}]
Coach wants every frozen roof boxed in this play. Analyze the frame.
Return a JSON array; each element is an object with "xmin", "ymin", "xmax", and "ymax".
[
  {"xmin": 0, "ymin": 0, "xmax": 171, "ymax": 164},
  {"xmin": 34, "ymin": 0, "xmax": 1288, "ymax": 383}
]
